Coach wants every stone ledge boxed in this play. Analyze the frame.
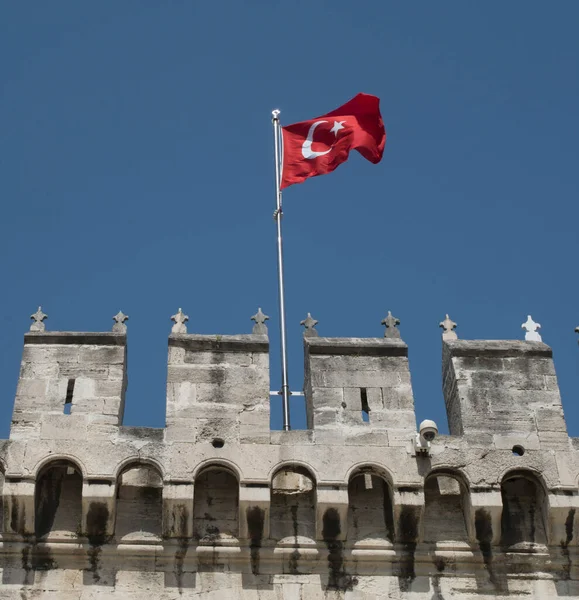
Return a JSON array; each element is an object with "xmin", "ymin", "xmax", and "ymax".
[
  {"xmin": 169, "ymin": 333, "xmax": 269, "ymax": 353},
  {"xmin": 305, "ymin": 337, "xmax": 408, "ymax": 357},
  {"xmin": 444, "ymin": 339, "xmax": 552, "ymax": 358},
  {"xmin": 24, "ymin": 332, "xmax": 126, "ymax": 346}
]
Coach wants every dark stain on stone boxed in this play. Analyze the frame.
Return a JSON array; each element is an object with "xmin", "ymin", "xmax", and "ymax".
[
  {"xmin": 34, "ymin": 469, "xmax": 64, "ymax": 538},
  {"xmin": 173, "ymin": 507, "xmax": 190, "ymax": 595},
  {"xmin": 475, "ymin": 508, "xmax": 501, "ymax": 589},
  {"xmin": 396, "ymin": 506, "xmax": 418, "ymax": 592},
  {"xmin": 560, "ymin": 508, "xmax": 575, "ymax": 580},
  {"xmin": 382, "ymin": 481, "xmax": 394, "ymax": 543},
  {"xmin": 247, "ymin": 506, "xmax": 265, "ymax": 575},
  {"xmin": 86, "ymin": 502, "xmax": 111, "ymax": 583},
  {"xmin": 322, "ymin": 508, "xmax": 356, "ymax": 592},
  {"xmin": 431, "ymin": 556, "xmax": 449, "ymax": 600},
  {"xmin": 30, "ymin": 546, "xmax": 56, "ymax": 572},
  {"xmin": 287, "ymin": 504, "xmax": 300, "ymax": 574},
  {"xmin": 10, "ymin": 496, "xmax": 25, "ymax": 534}
]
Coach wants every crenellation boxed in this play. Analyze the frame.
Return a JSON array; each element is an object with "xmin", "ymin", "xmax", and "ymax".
[{"xmin": 2, "ymin": 313, "xmax": 579, "ymax": 597}]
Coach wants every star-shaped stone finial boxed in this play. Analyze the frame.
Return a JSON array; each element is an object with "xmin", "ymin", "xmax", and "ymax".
[
  {"xmin": 112, "ymin": 311, "xmax": 129, "ymax": 333},
  {"xmin": 440, "ymin": 314, "xmax": 458, "ymax": 341},
  {"xmin": 251, "ymin": 307, "xmax": 269, "ymax": 335},
  {"xmin": 300, "ymin": 313, "xmax": 319, "ymax": 338},
  {"xmin": 381, "ymin": 311, "xmax": 401, "ymax": 339},
  {"xmin": 30, "ymin": 306, "xmax": 48, "ymax": 332},
  {"xmin": 171, "ymin": 308, "xmax": 189, "ymax": 334},
  {"xmin": 522, "ymin": 315, "xmax": 542, "ymax": 342}
]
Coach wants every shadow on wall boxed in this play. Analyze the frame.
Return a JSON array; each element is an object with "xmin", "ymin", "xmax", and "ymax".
[
  {"xmin": 193, "ymin": 466, "xmax": 239, "ymax": 543},
  {"xmin": 501, "ymin": 470, "xmax": 548, "ymax": 549},
  {"xmin": 115, "ymin": 464, "xmax": 163, "ymax": 541},
  {"xmin": 35, "ymin": 460, "xmax": 82, "ymax": 539},
  {"xmin": 270, "ymin": 465, "xmax": 316, "ymax": 544},
  {"xmin": 423, "ymin": 472, "xmax": 470, "ymax": 544},
  {"xmin": 347, "ymin": 468, "xmax": 394, "ymax": 545}
]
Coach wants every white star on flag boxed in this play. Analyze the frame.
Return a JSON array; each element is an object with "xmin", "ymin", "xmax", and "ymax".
[{"xmin": 330, "ymin": 120, "xmax": 346, "ymax": 136}]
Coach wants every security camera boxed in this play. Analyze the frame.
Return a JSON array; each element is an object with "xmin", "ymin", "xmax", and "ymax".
[
  {"xmin": 414, "ymin": 419, "xmax": 439, "ymax": 454},
  {"xmin": 419, "ymin": 419, "xmax": 438, "ymax": 442}
]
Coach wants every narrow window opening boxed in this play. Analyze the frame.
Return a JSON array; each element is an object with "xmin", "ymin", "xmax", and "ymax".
[
  {"xmin": 360, "ymin": 388, "xmax": 370, "ymax": 422},
  {"xmin": 64, "ymin": 379, "xmax": 75, "ymax": 415}
]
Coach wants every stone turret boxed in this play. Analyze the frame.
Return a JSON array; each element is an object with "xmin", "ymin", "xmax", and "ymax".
[{"xmin": 11, "ymin": 330, "xmax": 127, "ymax": 441}]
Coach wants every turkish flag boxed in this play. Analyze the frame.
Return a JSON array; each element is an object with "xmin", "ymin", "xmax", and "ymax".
[{"xmin": 280, "ymin": 93, "xmax": 385, "ymax": 189}]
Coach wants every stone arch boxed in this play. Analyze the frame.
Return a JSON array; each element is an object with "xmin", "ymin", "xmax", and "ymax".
[
  {"xmin": 115, "ymin": 462, "xmax": 163, "ymax": 541},
  {"xmin": 193, "ymin": 458, "xmax": 242, "ymax": 483},
  {"xmin": 501, "ymin": 469, "xmax": 548, "ymax": 548},
  {"xmin": 35, "ymin": 459, "xmax": 83, "ymax": 539},
  {"xmin": 423, "ymin": 469, "xmax": 470, "ymax": 544},
  {"xmin": 344, "ymin": 462, "xmax": 394, "ymax": 488},
  {"xmin": 347, "ymin": 465, "xmax": 394, "ymax": 545},
  {"xmin": 113, "ymin": 456, "xmax": 165, "ymax": 483},
  {"xmin": 270, "ymin": 464, "xmax": 316, "ymax": 543},
  {"xmin": 34, "ymin": 453, "xmax": 87, "ymax": 480},
  {"xmin": 193, "ymin": 464, "xmax": 239, "ymax": 543}
]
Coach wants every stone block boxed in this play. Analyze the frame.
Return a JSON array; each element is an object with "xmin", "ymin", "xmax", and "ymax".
[
  {"xmin": 539, "ymin": 430, "xmax": 572, "ymax": 451},
  {"xmin": 78, "ymin": 346, "xmax": 125, "ymax": 365},
  {"xmin": 41, "ymin": 413, "xmax": 88, "ymax": 440},
  {"xmin": 344, "ymin": 429, "xmax": 389, "ymax": 446},
  {"xmin": 493, "ymin": 432, "xmax": 541, "ymax": 451},
  {"xmin": 195, "ymin": 417, "xmax": 239, "ymax": 443},
  {"xmin": 93, "ymin": 380, "xmax": 124, "ymax": 398},
  {"xmin": 183, "ymin": 350, "xmax": 253, "ymax": 366},
  {"xmin": 370, "ymin": 410, "xmax": 416, "ymax": 430},
  {"xmin": 381, "ymin": 385, "xmax": 415, "ymax": 410},
  {"xmin": 165, "ymin": 418, "xmax": 196, "ymax": 443},
  {"xmin": 535, "ymin": 406, "xmax": 567, "ymax": 433},
  {"xmin": 312, "ymin": 369, "xmax": 407, "ymax": 389},
  {"xmin": 15, "ymin": 379, "xmax": 47, "ymax": 398},
  {"xmin": 311, "ymin": 387, "xmax": 344, "ymax": 409},
  {"xmin": 59, "ymin": 364, "xmax": 110, "ymax": 380},
  {"xmin": 313, "ymin": 409, "xmax": 338, "ymax": 428}
]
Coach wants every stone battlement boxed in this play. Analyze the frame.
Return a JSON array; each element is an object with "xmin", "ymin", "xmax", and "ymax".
[{"xmin": 1, "ymin": 309, "xmax": 579, "ymax": 599}]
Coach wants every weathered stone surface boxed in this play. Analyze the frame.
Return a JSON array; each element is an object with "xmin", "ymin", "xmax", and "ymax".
[{"xmin": 1, "ymin": 326, "xmax": 579, "ymax": 598}]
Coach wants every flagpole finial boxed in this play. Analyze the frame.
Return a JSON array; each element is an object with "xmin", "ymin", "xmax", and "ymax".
[{"xmin": 272, "ymin": 109, "xmax": 280, "ymax": 121}]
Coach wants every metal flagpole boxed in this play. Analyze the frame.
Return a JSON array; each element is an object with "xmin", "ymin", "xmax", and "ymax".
[{"xmin": 271, "ymin": 109, "xmax": 291, "ymax": 431}]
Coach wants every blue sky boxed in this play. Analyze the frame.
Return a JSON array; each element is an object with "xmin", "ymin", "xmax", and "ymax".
[{"xmin": 1, "ymin": 2, "xmax": 578, "ymax": 437}]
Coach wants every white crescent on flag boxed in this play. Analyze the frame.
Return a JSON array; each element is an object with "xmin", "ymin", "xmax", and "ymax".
[{"xmin": 301, "ymin": 121, "xmax": 331, "ymax": 160}]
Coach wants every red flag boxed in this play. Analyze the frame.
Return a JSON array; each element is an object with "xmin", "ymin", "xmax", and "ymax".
[{"xmin": 280, "ymin": 93, "xmax": 385, "ymax": 189}]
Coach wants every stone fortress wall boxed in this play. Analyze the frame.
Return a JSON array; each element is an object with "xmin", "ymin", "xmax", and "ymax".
[{"xmin": 1, "ymin": 308, "xmax": 579, "ymax": 599}]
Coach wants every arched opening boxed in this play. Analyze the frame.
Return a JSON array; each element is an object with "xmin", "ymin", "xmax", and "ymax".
[
  {"xmin": 35, "ymin": 460, "xmax": 82, "ymax": 539},
  {"xmin": 347, "ymin": 468, "xmax": 394, "ymax": 544},
  {"xmin": 423, "ymin": 472, "xmax": 469, "ymax": 543},
  {"xmin": 501, "ymin": 470, "xmax": 548, "ymax": 549},
  {"xmin": 270, "ymin": 465, "xmax": 316, "ymax": 543},
  {"xmin": 115, "ymin": 464, "xmax": 163, "ymax": 541},
  {"xmin": 193, "ymin": 466, "xmax": 239, "ymax": 543}
]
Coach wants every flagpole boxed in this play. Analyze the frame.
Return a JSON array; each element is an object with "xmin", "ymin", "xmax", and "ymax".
[{"xmin": 272, "ymin": 109, "xmax": 291, "ymax": 431}]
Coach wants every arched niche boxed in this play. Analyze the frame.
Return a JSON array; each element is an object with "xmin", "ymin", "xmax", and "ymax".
[
  {"xmin": 35, "ymin": 460, "xmax": 83, "ymax": 539},
  {"xmin": 501, "ymin": 470, "xmax": 548, "ymax": 549},
  {"xmin": 193, "ymin": 466, "xmax": 239, "ymax": 543},
  {"xmin": 115, "ymin": 463, "xmax": 163, "ymax": 541},
  {"xmin": 347, "ymin": 468, "xmax": 394, "ymax": 545},
  {"xmin": 423, "ymin": 471, "xmax": 470, "ymax": 544},
  {"xmin": 270, "ymin": 465, "xmax": 316, "ymax": 543}
]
